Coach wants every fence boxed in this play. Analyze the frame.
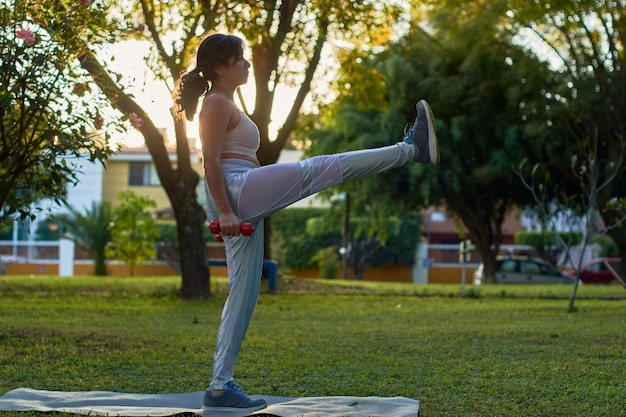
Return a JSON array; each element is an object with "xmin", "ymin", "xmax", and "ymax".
[
  {"xmin": 0, "ymin": 240, "xmax": 61, "ymax": 263},
  {"xmin": 1, "ymin": 239, "xmax": 585, "ymax": 283},
  {"xmin": 0, "ymin": 239, "xmax": 224, "ymax": 277},
  {"xmin": 0, "ymin": 239, "xmax": 76, "ymax": 275}
]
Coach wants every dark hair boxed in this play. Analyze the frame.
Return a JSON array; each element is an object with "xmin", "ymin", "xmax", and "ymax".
[{"xmin": 173, "ymin": 33, "xmax": 244, "ymax": 121}]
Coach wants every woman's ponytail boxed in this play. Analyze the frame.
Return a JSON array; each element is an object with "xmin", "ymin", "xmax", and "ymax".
[{"xmin": 173, "ymin": 68, "xmax": 208, "ymax": 122}]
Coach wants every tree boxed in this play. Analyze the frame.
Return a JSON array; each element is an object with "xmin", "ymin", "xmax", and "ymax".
[
  {"xmin": 0, "ymin": 0, "xmax": 116, "ymax": 226},
  {"xmin": 506, "ymin": 0, "xmax": 626, "ymax": 282},
  {"xmin": 302, "ymin": 1, "xmax": 557, "ymax": 283},
  {"xmin": 73, "ymin": 0, "xmax": 404, "ymax": 297},
  {"xmin": 106, "ymin": 190, "xmax": 159, "ymax": 277},
  {"xmin": 514, "ymin": 126, "xmax": 626, "ymax": 311},
  {"xmin": 53, "ymin": 201, "xmax": 113, "ymax": 276}
]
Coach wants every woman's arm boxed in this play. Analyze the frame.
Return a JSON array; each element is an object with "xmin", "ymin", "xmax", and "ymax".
[{"xmin": 199, "ymin": 94, "xmax": 243, "ymax": 236}]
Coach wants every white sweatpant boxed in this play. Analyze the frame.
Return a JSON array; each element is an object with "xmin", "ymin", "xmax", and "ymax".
[{"xmin": 205, "ymin": 141, "xmax": 416, "ymax": 390}]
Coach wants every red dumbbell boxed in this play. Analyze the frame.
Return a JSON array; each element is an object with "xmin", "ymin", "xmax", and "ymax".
[{"xmin": 209, "ymin": 220, "xmax": 255, "ymax": 242}]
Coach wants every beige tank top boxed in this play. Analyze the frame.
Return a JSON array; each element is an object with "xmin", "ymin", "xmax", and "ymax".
[{"xmin": 222, "ymin": 111, "xmax": 260, "ymax": 158}]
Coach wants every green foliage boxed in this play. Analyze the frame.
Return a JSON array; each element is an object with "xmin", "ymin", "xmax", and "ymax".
[
  {"xmin": 514, "ymin": 230, "xmax": 583, "ymax": 249},
  {"xmin": 271, "ymin": 208, "xmax": 422, "ymax": 271},
  {"xmin": 368, "ymin": 213, "xmax": 422, "ymax": 265},
  {"xmin": 154, "ymin": 221, "xmax": 178, "ymax": 243},
  {"xmin": 35, "ymin": 219, "xmax": 61, "ymax": 241},
  {"xmin": 106, "ymin": 191, "xmax": 159, "ymax": 276},
  {"xmin": 310, "ymin": 246, "xmax": 340, "ymax": 279},
  {"xmin": 0, "ymin": 224, "xmax": 12, "ymax": 240},
  {"xmin": 154, "ymin": 221, "xmax": 217, "ymax": 244},
  {"xmin": 506, "ymin": 0, "xmax": 626, "ymax": 307},
  {"xmin": 505, "ymin": 0, "xmax": 626, "ymax": 268},
  {"xmin": 298, "ymin": 2, "xmax": 555, "ymax": 283},
  {"xmin": 0, "ymin": 0, "xmax": 118, "ymax": 224},
  {"xmin": 402, "ymin": 10, "xmax": 557, "ymax": 214},
  {"xmin": 309, "ymin": 212, "xmax": 423, "ymax": 267},
  {"xmin": 52, "ymin": 201, "xmax": 114, "ymax": 276},
  {"xmin": 594, "ymin": 235, "xmax": 619, "ymax": 258},
  {"xmin": 271, "ymin": 208, "xmax": 335, "ymax": 270}
]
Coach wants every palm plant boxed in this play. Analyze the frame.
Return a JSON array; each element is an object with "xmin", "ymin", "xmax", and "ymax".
[{"xmin": 54, "ymin": 201, "xmax": 113, "ymax": 276}]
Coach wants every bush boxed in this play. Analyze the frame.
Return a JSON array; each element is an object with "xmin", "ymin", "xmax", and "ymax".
[
  {"xmin": 594, "ymin": 235, "xmax": 619, "ymax": 257},
  {"xmin": 368, "ymin": 213, "xmax": 422, "ymax": 266},
  {"xmin": 271, "ymin": 208, "xmax": 336, "ymax": 269},
  {"xmin": 155, "ymin": 221, "xmax": 215, "ymax": 243},
  {"xmin": 515, "ymin": 230, "xmax": 583, "ymax": 248},
  {"xmin": 311, "ymin": 246, "xmax": 340, "ymax": 278},
  {"xmin": 271, "ymin": 208, "xmax": 422, "ymax": 270},
  {"xmin": 156, "ymin": 208, "xmax": 423, "ymax": 272}
]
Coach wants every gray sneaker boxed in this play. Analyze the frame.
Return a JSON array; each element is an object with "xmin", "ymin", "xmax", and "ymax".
[
  {"xmin": 203, "ymin": 381, "xmax": 267, "ymax": 411},
  {"xmin": 404, "ymin": 100, "xmax": 439, "ymax": 164}
]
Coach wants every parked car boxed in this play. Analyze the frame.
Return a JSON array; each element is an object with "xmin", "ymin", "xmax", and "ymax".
[
  {"xmin": 474, "ymin": 255, "xmax": 575, "ymax": 285},
  {"xmin": 563, "ymin": 258, "xmax": 622, "ymax": 284}
]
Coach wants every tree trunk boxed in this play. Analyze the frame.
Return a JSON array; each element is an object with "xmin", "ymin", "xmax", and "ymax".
[
  {"xmin": 263, "ymin": 216, "xmax": 272, "ymax": 276},
  {"xmin": 341, "ymin": 193, "xmax": 351, "ymax": 279},
  {"xmin": 173, "ymin": 193, "xmax": 210, "ymax": 299},
  {"xmin": 464, "ymin": 212, "xmax": 503, "ymax": 285},
  {"xmin": 480, "ymin": 251, "xmax": 498, "ymax": 284},
  {"xmin": 94, "ymin": 254, "xmax": 107, "ymax": 276},
  {"xmin": 78, "ymin": 48, "xmax": 210, "ymax": 299},
  {"xmin": 472, "ymin": 236, "xmax": 499, "ymax": 285}
]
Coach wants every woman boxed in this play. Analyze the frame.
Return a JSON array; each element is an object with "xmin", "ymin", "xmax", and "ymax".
[{"xmin": 174, "ymin": 33, "xmax": 439, "ymax": 411}]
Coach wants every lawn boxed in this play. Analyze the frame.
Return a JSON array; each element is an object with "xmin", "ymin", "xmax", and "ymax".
[{"xmin": 0, "ymin": 275, "xmax": 624, "ymax": 416}]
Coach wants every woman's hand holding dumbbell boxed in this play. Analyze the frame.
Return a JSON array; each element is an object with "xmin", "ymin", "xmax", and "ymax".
[{"xmin": 209, "ymin": 220, "xmax": 255, "ymax": 242}]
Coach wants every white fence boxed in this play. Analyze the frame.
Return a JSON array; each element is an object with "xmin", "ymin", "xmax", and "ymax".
[{"xmin": 0, "ymin": 239, "xmax": 75, "ymax": 275}]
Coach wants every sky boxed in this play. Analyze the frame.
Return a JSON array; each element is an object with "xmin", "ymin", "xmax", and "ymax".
[{"xmin": 99, "ymin": 40, "xmax": 181, "ymax": 148}]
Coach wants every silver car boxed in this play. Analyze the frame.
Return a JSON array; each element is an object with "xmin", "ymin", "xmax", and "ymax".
[{"xmin": 474, "ymin": 256, "xmax": 575, "ymax": 285}]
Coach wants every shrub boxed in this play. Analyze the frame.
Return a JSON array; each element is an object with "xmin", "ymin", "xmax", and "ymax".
[{"xmin": 271, "ymin": 208, "xmax": 422, "ymax": 270}]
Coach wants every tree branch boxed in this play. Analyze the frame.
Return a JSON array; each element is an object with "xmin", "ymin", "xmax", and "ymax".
[
  {"xmin": 274, "ymin": 18, "xmax": 329, "ymax": 152},
  {"xmin": 76, "ymin": 48, "xmax": 175, "ymax": 184}
]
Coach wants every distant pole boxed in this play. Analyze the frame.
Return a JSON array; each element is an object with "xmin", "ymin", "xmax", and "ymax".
[
  {"xmin": 59, "ymin": 238, "xmax": 75, "ymax": 277},
  {"xmin": 459, "ymin": 239, "xmax": 471, "ymax": 296},
  {"xmin": 12, "ymin": 219, "xmax": 18, "ymax": 256},
  {"xmin": 341, "ymin": 193, "xmax": 350, "ymax": 279}
]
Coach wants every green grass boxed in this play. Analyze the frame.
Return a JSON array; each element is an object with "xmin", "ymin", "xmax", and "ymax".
[{"xmin": 1, "ymin": 275, "xmax": 625, "ymax": 416}]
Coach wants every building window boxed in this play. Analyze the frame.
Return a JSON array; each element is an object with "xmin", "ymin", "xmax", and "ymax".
[{"xmin": 128, "ymin": 162, "xmax": 160, "ymax": 186}]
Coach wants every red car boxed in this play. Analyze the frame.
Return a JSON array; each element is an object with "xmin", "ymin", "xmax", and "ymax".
[{"xmin": 565, "ymin": 258, "xmax": 622, "ymax": 284}]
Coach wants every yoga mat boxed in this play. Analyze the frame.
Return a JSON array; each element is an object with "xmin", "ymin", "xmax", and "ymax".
[{"xmin": 0, "ymin": 388, "xmax": 419, "ymax": 417}]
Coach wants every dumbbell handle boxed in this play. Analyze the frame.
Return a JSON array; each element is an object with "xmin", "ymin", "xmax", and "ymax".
[{"xmin": 209, "ymin": 220, "xmax": 255, "ymax": 236}]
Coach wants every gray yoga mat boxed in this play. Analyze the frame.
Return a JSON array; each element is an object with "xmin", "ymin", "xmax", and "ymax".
[{"xmin": 0, "ymin": 388, "xmax": 419, "ymax": 417}]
